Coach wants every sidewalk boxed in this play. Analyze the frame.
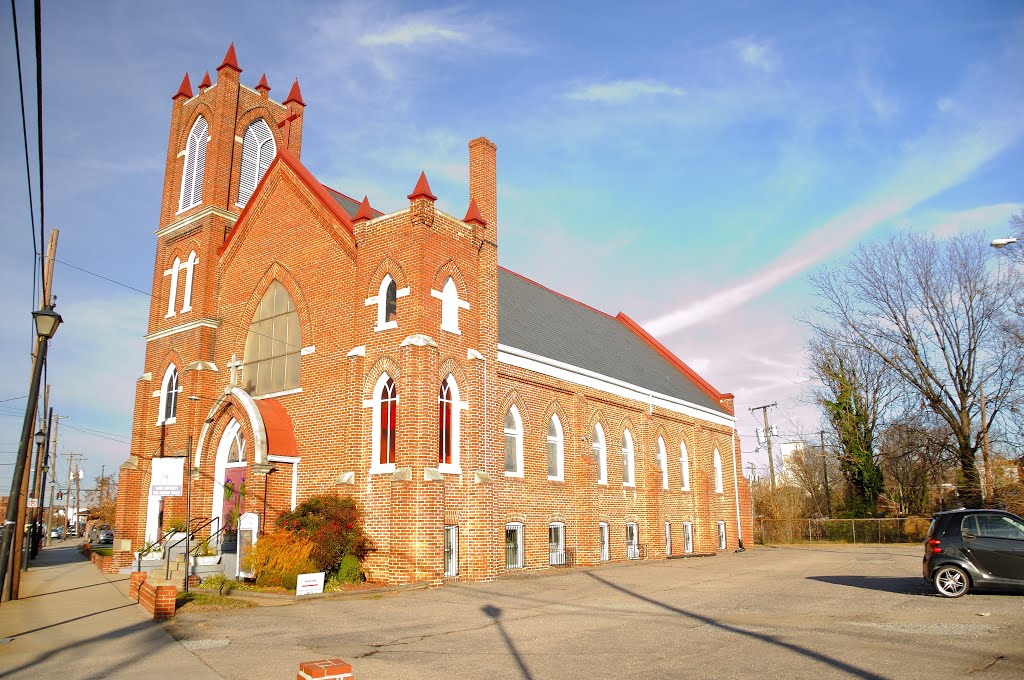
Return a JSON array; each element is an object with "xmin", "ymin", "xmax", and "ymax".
[{"xmin": 0, "ymin": 540, "xmax": 220, "ymax": 679}]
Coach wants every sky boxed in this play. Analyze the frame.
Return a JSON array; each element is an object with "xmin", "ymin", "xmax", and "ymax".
[{"xmin": 1, "ymin": 0, "xmax": 1022, "ymax": 493}]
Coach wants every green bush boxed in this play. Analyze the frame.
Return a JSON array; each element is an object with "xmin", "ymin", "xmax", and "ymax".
[{"xmin": 336, "ymin": 554, "xmax": 363, "ymax": 584}]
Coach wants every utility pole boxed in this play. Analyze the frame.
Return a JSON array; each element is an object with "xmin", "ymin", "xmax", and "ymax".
[
  {"xmin": 749, "ymin": 403, "xmax": 777, "ymax": 491},
  {"xmin": 62, "ymin": 452, "xmax": 84, "ymax": 540},
  {"xmin": 820, "ymin": 430, "xmax": 832, "ymax": 517},
  {"xmin": 44, "ymin": 414, "xmax": 66, "ymax": 546},
  {"xmin": 74, "ymin": 462, "xmax": 82, "ymax": 538}
]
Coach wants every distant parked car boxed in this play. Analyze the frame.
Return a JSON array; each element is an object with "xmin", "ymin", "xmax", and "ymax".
[
  {"xmin": 49, "ymin": 527, "xmax": 63, "ymax": 539},
  {"xmin": 923, "ymin": 508, "xmax": 1024, "ymax": 597},
  {"xmin": 96, "ymin": 529, "xmax": 114, "ymax": 545},
  {"xmin": 88, "ymin": 524, "xmax": 111, "ymax": 543}
]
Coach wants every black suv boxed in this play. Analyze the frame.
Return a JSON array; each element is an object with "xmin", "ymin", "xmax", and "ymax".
[{"xmin": 923, "ymin": 508, "xmax": 1024, "ymax": 597}]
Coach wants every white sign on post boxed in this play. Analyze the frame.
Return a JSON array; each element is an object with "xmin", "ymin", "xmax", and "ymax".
[
  {"xmin": 296, "ymin": 572, "xmax": 326, "ymax": 596},
  {"xmin": 150, "ymin": 457, "xmax": 184, "ymax": 496}
]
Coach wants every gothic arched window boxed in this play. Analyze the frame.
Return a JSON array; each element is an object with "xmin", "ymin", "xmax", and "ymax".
[
  {"xmin": 242, "ymin": 280, "xmax": 300, "ymax": 396},
  {"xmin": 159, "ymin": 365, "xmax": 179, "ymax": 424},
  {"xmin": 179, "ymin": 116, "xmax": 209, "ymax": 212},
  {"xmin": 237, "ymin": 118, "xmax": 276, "ymax": 207}
]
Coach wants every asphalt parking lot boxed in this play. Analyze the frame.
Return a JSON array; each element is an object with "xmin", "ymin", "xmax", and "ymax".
[{"xmin": 168, "ymin": 545, "xmax": 1023, "ymax": 680}]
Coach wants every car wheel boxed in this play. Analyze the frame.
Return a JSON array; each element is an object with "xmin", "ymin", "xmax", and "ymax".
[{"xmin": 933, "ymin": 565, "xmax": 969, "ymax": 597}]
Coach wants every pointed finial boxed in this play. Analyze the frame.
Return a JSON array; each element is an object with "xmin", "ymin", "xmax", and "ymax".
[
  {"xmin": 284, "ymin": 78, "xmax": 305, "ymax": 106},
  {"xmin": 173, "ymin": 73, "xmax": 193, "ymax": 100},
  {"xmin": 198, "ymin": 70, "xmax": 212, "ymax": 91},
  {"xmin": 407, "ymin": 171, "xmax": 437, "ymax": 202},
  {"xmin": 353, "ymin": 196, "xmax": 375, "ymax": 223},
  {"xmin": 256, "ymin": 73, "xmax": 271, "ymax": 92},
  {"xmin": 463, "ymin": 198, "xmax": 487, "ymax": 226},
  {"xmin": 217, "ymin": 42, "xmax": 241, "ymax": 73}
]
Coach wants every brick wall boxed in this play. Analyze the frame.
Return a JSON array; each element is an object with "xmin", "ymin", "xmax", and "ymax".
[{"xmin": 138, "ymin": 579, "xmax": 177, "ymax": 620}]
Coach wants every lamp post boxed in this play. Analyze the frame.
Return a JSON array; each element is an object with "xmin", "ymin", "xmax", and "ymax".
[
  {"xmin": 0, "ymin": 305, "xmax": 62, "ymax": 604},
  {"xmin": 991, "ymin": 237, "xmax": 1019, "ymax": 248}
]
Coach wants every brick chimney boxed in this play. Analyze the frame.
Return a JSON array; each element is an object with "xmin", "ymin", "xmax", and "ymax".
[{"xmin": 468, "ymin": 137, "xmax": 497, "ymax": 237}]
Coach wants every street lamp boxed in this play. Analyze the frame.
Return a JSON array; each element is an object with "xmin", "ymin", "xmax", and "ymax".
[
  {"xmin": 990, "ymin": 237, "xmax": 1019, "ymax": 248},
  {"xmin": 0, "ymin": 304, "xmax": 64, "ymax": 604}
]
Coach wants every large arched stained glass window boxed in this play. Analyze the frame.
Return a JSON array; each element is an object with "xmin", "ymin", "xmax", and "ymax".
[{"xmin": 242, "ymin": 280, "xmax": 300, "ymax": 396}]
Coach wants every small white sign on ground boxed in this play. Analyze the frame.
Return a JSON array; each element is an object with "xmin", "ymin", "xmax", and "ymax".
[{"xmin": 296, "ymin": 571, "xmax": 325, "ymax": 596}]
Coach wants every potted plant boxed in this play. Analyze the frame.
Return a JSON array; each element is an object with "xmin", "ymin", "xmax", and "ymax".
[
  {"xmin": 190, "ymin": 538, "xmax": 220, "ymax": 566},
  {"xmin": 165, "ymin": 517, "xmax": 188, "ymax": 543},
  {"xmin": 137, "ymin": 540, "xmax": 163, "ymax": 561}
]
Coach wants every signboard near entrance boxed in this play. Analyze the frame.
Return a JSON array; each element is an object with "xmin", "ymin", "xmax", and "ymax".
[
  {"xmin": 150, "ymin": 457, "xmax": 184, "ymax": 496},
  {"xmin": 296, "ymin": 572, "xmax": 326, "ymax": 596},
  {"xmin": 236, "ymin": 512, "xmax": 259, "ymax": 579}
]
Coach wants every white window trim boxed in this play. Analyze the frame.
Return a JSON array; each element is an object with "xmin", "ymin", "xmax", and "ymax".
[
  {"xmin": 156, "ymin": 364, "xmax": 179, "ymax": 426},
  {"xmin": 665, "ymin": 521, "xmax": 672, "ymax": 556},
  {"xmin": 713, "ymin": 448, "xmax": 724, "ymax": 494},
  {"xmin": 622, "ymin": 430, "xmax": 635, "ymax": 488},
  {"xmin": 593, "ymin": 423, "xmax": 607, "ymax": 485},
  {"xmin": 718, "ymin": 520, "xmax": 727, "ymax": 550},
  {"xmin": 680, "ymin": 441, "xmax": 691, "ymax": 491},
  {"xmin": 367, "ymin": 373, "xmax": 398, "ymax": 474},
  {"xmin": 164, "ymin": 257, "xmax": 181, "ymax": 318},
  {"xmin": 180, "ymin": 250, "xmax": 198, "ymax": 314},
  {"xmin": 657, "ymin": 437, "xmax": 668, "ymax": 490},
  {"xmin": 437, "ymin": 375, "xmax": 466, "ymax": 475},
  {"xmin": 268, "ymin": 455, "xmax": 300, "ymax": 511},
  {"xmin": 432, "ymin": 277, "xmax": 469, "ymax": 335},
  {"xmin": 503, "ymin": 405, "xmax": 524, "ymax": 478},
  {"xmin": 444, "ymin": 525, "xmax": 459, "ymax": 577},
  {"xmin": 548, "ymin": 521, "xmax": 566, "ymax": 565},
  {"xmin": 626, "ymin": 521, "xmax": 640, "ymax": 559},
  {"xmin": 236, "ymin": 118, "xmax": 277, "ymax": 208},
  {"xmin": 598, "ymin": 522, "xmax": 610, "ymax": 561},
  {"xmin": 683, "ymin": 522, "xmax": 694, "ymax": 554},
  {"xmin": 366, "ymin": 278, "xmax": 410, "ymax": 332},
  {"xmin": 505, "ymin": 522, "xmax": 524, "ymax": 569},
  {"xmin": 546, "ymin": 413, "xmax": 564, "ymax": 481}
]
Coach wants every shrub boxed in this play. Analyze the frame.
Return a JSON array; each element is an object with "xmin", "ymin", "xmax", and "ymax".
[
  {"xmin": 336, "ymin": 554, "xmax": 363, "ymax": 584},
  {"xmin": 277, "ymin": 495, "xmax": 373, "ymax": 574},
  {"xmin": 243, "ymin": 531, "xmax": 318, "ymax": 589}
]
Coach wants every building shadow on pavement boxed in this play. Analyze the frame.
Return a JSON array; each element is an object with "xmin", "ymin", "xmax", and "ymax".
[
  {"xmin": 586, "ymin": 571, "xmax": 889, "ymax": 680},
  {"xmin": 807, "ymin": 575, "xmax": 933, "ymax": 595}
]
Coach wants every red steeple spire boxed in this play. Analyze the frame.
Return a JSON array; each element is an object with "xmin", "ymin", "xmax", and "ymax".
[
  {"xmin": 284, "ymin": 79, "xmax": 305, "ymax": 106},
  {"xmin": 353, "ymin": 196, "xmax": 375, "ymax": 222},
  {"xmin": 217, "ymin": 42, "xmax": 241, "ymax": 73},
  {"xmin": 463, "ymin": 198, "xmax": 487, "ymax": 226},
  {"xmin": 256, "ymin": 73, "xmax": 271, "ymax": 92},
  {"xmin": 172, "ymin": 73, "xmax": 193, "ymax": 100},
  {"xmin": 407, "ymin": 172, "xmax": 437, "ymax": 202},
  {"xmin": 198, "ymin": 70, "xmax": 212, "ymax": 91}
]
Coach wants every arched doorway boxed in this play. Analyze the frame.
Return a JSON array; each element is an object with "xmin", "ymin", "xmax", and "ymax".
[{"xmin": 212, "ymin": 418, "xmax": 248, "ymax": 534}]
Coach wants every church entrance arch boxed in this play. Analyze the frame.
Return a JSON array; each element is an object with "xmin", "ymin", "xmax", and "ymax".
[{"xmin": 212, "ymin": 418, "xmax": 248, "ymax": 534}]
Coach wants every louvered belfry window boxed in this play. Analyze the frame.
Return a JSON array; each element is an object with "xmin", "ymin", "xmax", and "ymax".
[
  {"xmin": 179, "ymin": 116, "xmax": 209, "ymax": 212},
  {"xmin": 237, "ymin": 118, "xmax": 276, "ymax": 207}
]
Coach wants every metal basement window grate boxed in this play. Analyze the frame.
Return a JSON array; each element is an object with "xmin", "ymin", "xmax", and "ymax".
[
  {"xmin": 444, "ymin": 525, "xmax": 458, "ymax": 578},
  {"xmin": 505, "ymin": 523, "xmax": 523, "ymax": 569},
  {"xmin": 548, "ymin": 523, "xmax": 566, "ymax": 566},
  {"xmin": 626, "ymin": 522, "xmax": 640, "ymax": 560}
]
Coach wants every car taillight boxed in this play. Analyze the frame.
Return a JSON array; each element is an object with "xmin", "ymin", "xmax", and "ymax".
[{"xmin": 928, "ymin": 538, "xmax": 942, "ymax": 554}]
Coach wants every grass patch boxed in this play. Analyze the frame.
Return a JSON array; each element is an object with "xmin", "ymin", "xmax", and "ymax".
[
  {"xmin": 91, "ymin": 547, "xmax": 113, "ymax": 557},
  {"xmin": 175, "ymin": 592, "xmax": 257, "ymax": 611}
]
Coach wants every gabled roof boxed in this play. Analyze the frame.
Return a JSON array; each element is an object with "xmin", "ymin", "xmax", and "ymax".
[{"xmin": 497, "ymin": 268, "xmax": 730, "ymax": 416}]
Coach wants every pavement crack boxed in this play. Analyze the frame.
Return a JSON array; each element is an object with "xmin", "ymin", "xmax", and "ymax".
[{"xmin": 969, "ymin": 655, "xmax": 1005, "ymax": 673}]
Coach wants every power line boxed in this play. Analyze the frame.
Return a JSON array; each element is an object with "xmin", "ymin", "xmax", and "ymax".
[
  {"xmin": 34, "ymin": 0, "xmax": 45, "ymax": 297},
  {"xmin": 55, "ymin": 258, "xmax": 152, "ymax": 297},
  {"xmin": 0, "ymin": 395, "xmax": 29, "ymax": 403}
]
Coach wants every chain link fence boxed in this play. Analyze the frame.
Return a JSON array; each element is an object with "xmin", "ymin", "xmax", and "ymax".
[{"xmin": 755, "ymin": 517, "xmax": 932, "ymax": 545}]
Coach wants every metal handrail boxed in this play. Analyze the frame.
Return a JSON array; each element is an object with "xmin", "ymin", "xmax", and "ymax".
[
  {"xmin": 164, "ymin": 517, "xmax": 215, "ymax": 580},
  {"xmin": 187, "ymin": 524, "xmax": 226, "ymax": 558}
]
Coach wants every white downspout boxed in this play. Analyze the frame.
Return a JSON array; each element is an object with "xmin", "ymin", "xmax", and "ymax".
[{"xmin": 731, "ymin": 421, "xmax": 743, "ymax": 546}]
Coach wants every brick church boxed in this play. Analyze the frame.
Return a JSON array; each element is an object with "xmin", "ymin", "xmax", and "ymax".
[{"xmin": 114, "ymin": 45, "xmax": 752, "ymax": 585}]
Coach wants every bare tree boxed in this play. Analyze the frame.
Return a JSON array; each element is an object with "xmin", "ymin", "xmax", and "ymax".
[
  {"xmin": 809, "ymin": 232, "xmax": 1024, "ymax": 509},
  {"xmin": 876, "ymin": 420, "xmax": 955, "ymax": 516}
]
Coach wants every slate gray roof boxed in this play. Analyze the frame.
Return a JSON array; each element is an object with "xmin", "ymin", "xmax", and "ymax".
[
  {"xmin": 323, "ymin": 186, "xmax": 384, "ymax": 219},
  {"xmin": 497, "ymin": 268, "xmax": 729, "ymax": 416}
]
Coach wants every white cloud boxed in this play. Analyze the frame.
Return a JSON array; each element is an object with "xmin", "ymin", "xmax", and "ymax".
[
  {"xmin": 566, "ymin": 79, "xmax": 685, "ymax": 104},
  {"xmin": 732, "ymin": 37, "xmax": 779, "ymax": 72},
  {"xmin": 358, "ymin": 21, "xmax": 469, "ymax": 48},
  {"xmin": 907, "ymin": 203, "xmax": 1022, "ymax": 238}
]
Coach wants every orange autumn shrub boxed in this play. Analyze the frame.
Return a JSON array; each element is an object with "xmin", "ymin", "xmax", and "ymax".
[{"xmin": 243, "ymin": 530, "xmax": 318, "ymax": 589}]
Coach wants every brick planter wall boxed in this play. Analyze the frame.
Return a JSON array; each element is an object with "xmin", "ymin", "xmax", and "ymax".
[
  {"xmin": 129, "ymin": 571, "xmax": 147, "ymax": 600},
  {"xmin": 297, "ymin": 659, "xmax": 353, "ymax": 679},
  {"xmin": 138, "ymin": 579, "xmax": 177, "ymax": 620}
]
